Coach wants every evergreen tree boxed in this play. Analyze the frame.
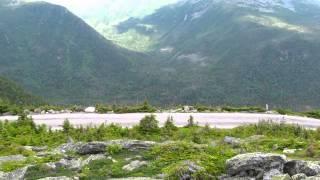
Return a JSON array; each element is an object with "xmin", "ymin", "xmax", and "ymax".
[
  {"xmin": 163, "ymin": 116, "xmax": 178, "ymax": 133},
  {"xmin": 139, "ymin": 114, "xmax": 159, "ymax": 134},
  {"xmin": 62, "ymin": 119, "xmax": 73, "ymax": 134}
]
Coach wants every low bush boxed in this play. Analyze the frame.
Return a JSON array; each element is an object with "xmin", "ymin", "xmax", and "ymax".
[{"xmin": 106, "ymin": 144, "xmax": 123, "ymax": 155}]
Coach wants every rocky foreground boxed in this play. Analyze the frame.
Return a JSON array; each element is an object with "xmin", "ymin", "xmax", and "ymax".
[{"xmin": 0, "ymin": 139, "xmax": 320, "ymax": 180}]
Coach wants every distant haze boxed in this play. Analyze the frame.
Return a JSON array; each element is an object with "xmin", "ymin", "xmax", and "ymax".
[{"xmin": 22, "ymin": 0, "xmax": 181, "ymax": 24}]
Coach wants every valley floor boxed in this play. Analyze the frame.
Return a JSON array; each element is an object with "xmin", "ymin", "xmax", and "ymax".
[{"xmin": 1, "ymin": 112, "xmax": 320, "ymax": 130}]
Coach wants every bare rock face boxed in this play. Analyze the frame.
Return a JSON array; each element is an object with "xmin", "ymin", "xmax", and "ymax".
[
  {"xmin": 224, "ymin": 136, "xmax": 242, "ymax": 147},
  {"xmin": 109, "ymin": 140, "xmax": 156, "ymax": 151},
  {"xmin": 284, "ymin": 160, "xmax": 320, "ymax": 177},
  {"xmin": 76, "ymin": 142, "xmax": 107, "ymax": 155},
  {"xmin": 271, "ymin": 174, "xmax": 291, "ymax": 180},
  {"xmin": 171, "ymin": 161, "xmax": 205, "ymax": 180},
  {"xmin": 0, "ymin": 155, "xmax": 26, "ymax": 165},
  {"xmin": 225, "ymin": 153, "xmax": 287, "ymax": 179},
  {"xmin": 122, "ymin": 160, "xmax": 148, "ymax": 171},
  {"xmin": 37, "ymin": 177, "xmax": 74, "ymax": 180},
  {"xmin": 291, "ymin": 173, "xmax": 307, "ymax": 180},
  {"xmin": 55, "ymin": 140, "xmax": 157, "ymax": 155},
  {"xmin": 81, "ymin": 154, "xmax": 106, "ymax": 167},
  {"xmin": 55, "ymin": 158, "xmax": 82, "ymax": 171},
  {"xmin": 0, "ymin": 166, "xmax": 30, "ymax": 180}
]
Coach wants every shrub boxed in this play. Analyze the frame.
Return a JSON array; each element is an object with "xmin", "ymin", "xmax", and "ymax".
[
  {"xmin": 164, "ymin": 161, "xmax": 209, "ymax": 180},
  {"xmin": 0, "ymin": 100, "xmax": 9, "ymax": 114},
  {"xmin": 185, "ymin": 115, "xmax": 196, "ymax": 128},
  {"xmin": 106, "ymin": 144, "xmax": 123, "ymax": 155},
  {"xmin": 96, "ymin": 104, "xmax": 112, "ymax": 113},
  {"xmin": 62, "ymin": 119, "xmax": 73, "ymax": 134},
  {"xmin": 305, "ymin": 143, "xmax": 318, "ymax": 158},
  {"xmin": 0, "ymin": 160, "xmax": 27, "ymax": 172},
  {"xmin": 138, "ymin": 115, "xmax": 159, "ymax": 134},
  {"xmin": 163, "ymin": 116, "xmax": 178, "ymax": 133}
]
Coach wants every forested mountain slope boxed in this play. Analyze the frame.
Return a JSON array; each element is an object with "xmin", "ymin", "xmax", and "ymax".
[
  {"xmin": 117, "ymin": 0, "xmax": 320, "ymax": 109},
  {"xmin": 0, "ymin": 2, "xmax": 147, "ymax": 104},
  {"xmin": 0, "ymin": 76, "xmax": 42, "ymax": 105}
]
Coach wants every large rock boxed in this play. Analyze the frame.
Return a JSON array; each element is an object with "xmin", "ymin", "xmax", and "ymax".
[
  {"xmin": 76, "ymin": 142, "xmax": 107, "ymax": 155},
  {"xmin": 271, "ymin": 174, "xmax": 291, "ymax": 180},
  {"xmin": 264, "ymin": 169, "xmax": 283, "ymax": 179},
  {"xmin": 226, "ymin": 153, "xmax": 287, "ymax": 179},
  {"xmin": 55, "ymin": 158, "xmax": 82, "ymax": 171},
  {"xmin": 109, "ymin": 140, "xmax": 156, "ymax": 151},
  {"xmin": 284, "ymin": 160, "xmax": 320, "ymax": 176},
  {"xmin": 55, "ymin": 140, "xmax": 156, "ymax": 155},
  {"xmin": 292, "ymin": 173, "xmax": 307, "ymax": 180},
  {"xmin": 81, "ymin": 154, "xmax": 106, "ymax": 167},
  {"xmin": 38, "ymin": 177, "xmax": 73, "ymax": 180},
  {"xmin": 109, "ymin": 178, "xmax": 157, "ymax": 180},
  {"xmin": 122, "ymin": 160, "xmax": 148, "ymax": 171},
  {"xmin": 307, "ymin": 175, "xmax": 320, "ymax": 180},
  {"xmin": 0, "ymin": 155, "xmax": 26, "ymax": 165},
  {"xmin": 24, "ymin": 146, "xmax": 48, "ymax": 152},
  {"xmin": 170, "ymin": 161, "xmax": 206, "ymax": 180},
  {"xmin": 54, "ymin": 142, "xmax": 83, "ymax": 154},
  {"xmin": 224, "ymin": 136, "xmax": 242, "ymax": 147},
  {"xmin": 0, "ymin": 166, "xmax": 30, "ymax": 180}
]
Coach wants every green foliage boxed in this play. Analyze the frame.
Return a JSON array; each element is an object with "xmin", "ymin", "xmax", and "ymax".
[
  {"xmin": 96, "ymin": 104, "xmax": 113, "ymax": 113},
  {"xmin": 163, "ymin": 116, "xmax": 178, "ymax": 135},
  {"xmin": 164, "ymin": 161, "xmax": 209, "ymax": 180},
  {"xmin": 222, "ymin": 106, "xmax": 265, "ymax": 113},
  {"xmin": 0, "ymin": 100, "xmax": 9, "ymax": 114},
  {"xmin": 0, "ymin": 160, "xmax": 27, "ymax": 172},
  {"xmin": 112, "ymin": 101, "xmax": 157, "ymax": 113},
  {"xmin": 138, "ymin": 115, "xmax": 159, "ymax": 134},
  {"xmin": 25, "ymin": 165, "xmax": 76, "ymax": 180},
  {"xmin": 185, "ymin": 115, "xmax": 196, "ymax": 128},
  {"xmin": 1, "ymin": 114, "xmax": 320, "ymax": 178},
  {"xmin": 147, "ymin": 141, "xmax": 235, "ymax": 177},
  {"xmin": 62, "ymin": 119, "xmax": 73, "ymax": 134},
  {"xmin": 0, "ymin": 77, "xmax": 43, "ymax": 106},
  {"xmin": 106, "ymin": 144, "xmax": 123, "ymax": 155}
]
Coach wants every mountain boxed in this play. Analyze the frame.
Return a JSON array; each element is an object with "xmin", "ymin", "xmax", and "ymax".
[
  {"xmin": 0, "ymin": 2, "xmax": 149, "ymax": 104},
  {"xmin": 116, "ymin": 0, "xmax": 320, "ymax": 109},
  {"xmin": 2, "ymin": 0, "xmax": 320, "ymax": 109},
  {"xmin": 21, "ymin": 0, "xmax": 181, "ymax": 52},
  {"xmin": 0, "ymin": 76, "xmax": 42, "ymax": 105}
]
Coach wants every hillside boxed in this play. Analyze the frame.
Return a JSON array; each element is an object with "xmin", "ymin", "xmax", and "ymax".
[
  {"xmin": 2, "ymin": 0, "xmax": 320, "ymax": 109},
  {"xmin": 116, "ymin": 0, "xmax": 320, "ymax": 109},
  {"xmin": 0, "ymin": 76, "xmax": 41, "ymax": 105},
  {"xmin": 0, "ymin": 2, "xmax": 148, "ymax": 104}
]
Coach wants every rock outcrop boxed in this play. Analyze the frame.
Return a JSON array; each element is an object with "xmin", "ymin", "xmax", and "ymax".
[
  {"xmin": 224, "ymin": 136, "xmax": 242, "ymax": 147},
  {"xmin": 284, "ymin": 160, "xmax": 320, "ymax": 176},
  {"xmin": 0, "ymin": 155, "xmax": 26, "ymax": 165},
  {"xmin": 122, "ymin": 160, "xmax": 148, "ymax": 171},
  {"xmin": 172, "ymin": 161, "xmax": 205, "ymax": 180},
  {"xmin": 76, "ymin": 142, "xmax": 107, "ymax": 155},
  {"xmin": 54, "ymin": 140, "xmax": 157, "ymax": 155},
  {"xmin": 38, "ymin": 177, "xmax": 74, "ymax": 180},
  {"xmin": 225, "ymin": 153, "xmax": 286, "ymax": 178},
  {"xmin": 223, "ymin": 153, "xmax": 320, "ymax": 180},
  {"xmin": 81, "ymin": 154, "xmax": 106, "ymax": 166},
  {"xmin": 0, "ymin": 166, "xmax": 30, "ymax": 180}
]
